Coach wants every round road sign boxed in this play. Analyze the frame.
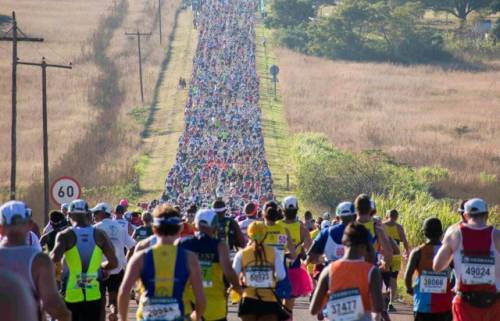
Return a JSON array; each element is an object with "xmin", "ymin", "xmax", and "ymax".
[
  {"xmin": 270, "ymin": 65, "xmax": 280, "ymax": 76},
  {"xmin": 51, "ymin": 176, "xmax": 81, "ymax": 206}
]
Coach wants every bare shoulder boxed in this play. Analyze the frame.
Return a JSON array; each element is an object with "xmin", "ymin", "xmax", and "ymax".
[
  {"xmin": 33, "ymin": 251, "xmax": 53, "ymax": 267},
  {"xmin": 136, "ymin": 237, "xmax": 153, "ymax": 252}
]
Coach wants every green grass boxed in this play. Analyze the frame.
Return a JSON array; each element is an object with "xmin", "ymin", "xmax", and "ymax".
[
  {"xmin": 128, "ymin": 106, "xmax": 150, "ymax": 126},
  {"xmin": 256, "ymin": 22, "xmax": 294, "ymax": 200}
]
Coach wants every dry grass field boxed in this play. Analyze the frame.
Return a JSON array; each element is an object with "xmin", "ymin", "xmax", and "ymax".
[
  {"xmin": 277, "ymin": 48, "xmax": 500, "ymax": 203},
  {"xmin": 0, "ymin": 0, "xmax": 182, "ymax": 222}
]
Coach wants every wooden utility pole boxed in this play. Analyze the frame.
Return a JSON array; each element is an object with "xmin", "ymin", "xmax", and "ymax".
[
  {"xmin": 125, "ymin": 30, "xmax": 151, "ymax": 103},
  {"xmin": 158, "ymin": 0, "xmax": 163, "ymax": 44},
  {"xmin": 0, "ymin": 11, "xmax": 44, "ymax": 200},
  {"xmin": 17, "ymin": 58, "xmax": 72, "ymax": 225}
]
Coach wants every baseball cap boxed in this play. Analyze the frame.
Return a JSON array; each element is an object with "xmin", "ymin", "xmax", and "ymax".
[
  {"xmin": 0, "ymin": 201, "xmax": 31, "ymax": 225},
  {"xmin": 464, "ymin": 198, "xmax": 488, "ymax": 215},
  {"xmin": 248, "ymin": 221, "xmax": 267, "ymax": 242},
  {"xmin": 322, "ymin": 212, "xmax": 331, "ymax": 220},
  {"xmin": 119, "ymin": 199, "xmax": 129, "ymax": 207},
  {"xmin": 336, "ymin": 202, "xmax": 355, "ymax": 217},
  {"xmin": 68, "ymin": 199, "xmax": 89, "ymax": 214},
  {"xmin": 321, "ymin": 220, "xmax": 331, "ymax": 229},
  {"xmin": 195, "ymin": 209, "xmax": 218, "ymax": 228},
  {"xmin": 282, "ymin": 196, "xmax": 298, "ymax": 210},
  {"xmin": 90, "ymin": 202, "xmax": 112, "ymax": 215}
]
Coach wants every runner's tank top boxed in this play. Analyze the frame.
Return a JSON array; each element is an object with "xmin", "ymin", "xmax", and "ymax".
[
  {"xmin": 263, "ymin": 223, "xmax": 288, "ymax": 255},
  {"xmin": 0, "ymin": 245, "xmax": 39, "ymax": 296},
  {"xmin": 241, "ymin": 244, "xmax": 277, "ymax": 302},
  {"xmin": 453, "ymin": 225, "xmax": 500, "ymax": 293},
  {"xmin": 414, "ymin": 243, "xmax": 453, "ymax": 313}
]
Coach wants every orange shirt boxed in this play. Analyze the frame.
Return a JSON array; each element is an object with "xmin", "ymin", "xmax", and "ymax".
[{"xmin": 180, "ymin": 222, "xmax": 195, "ymax": 237}]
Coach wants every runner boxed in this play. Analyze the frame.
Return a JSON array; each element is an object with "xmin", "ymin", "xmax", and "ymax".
[
  {"xmin": 117, "ymin": 204, "xmax": 206, "ymax": 321},
  {"xmin": 239, "ymin": 202, "xmax": 259, "ymax": 243},
  {"xmin": 92, "ymin": 202, "xmax": 136, "ymax": 321},
  {"xmin": 114, "ymin": 204, "xmax": 135, "ymax": 236},
  {"xmin": 433, "ymin": 198, "xmax": 500, "ymax": 321},
  {"xmin": 278, "ymin": 196, "xmax": 313, "ymax": 317},
  {"xmin": 0, "ymin": 271, "xmax": 40, "ymax": 321},
  {"xmin": 383, "ymin": 209, "xmax": 411, "ymax": 311},
  {"xmin": 0, "ymin": 200, "xmax": 71, "ymax": 321},
  {"xmin": 310, "ymin": 222, "xmax": 385, "ymax": 321},
  {"xmin": 233, "ymin": 221, "xmax": 289, "ymax": 321},
  {"xmin": 51, "ymin": 199, "xmax": 118, "ymax": 321},
  {"xmin": 40, "ymin": 210, "xmax": 69, "ymax": 288},
  {"xmin": 0, "ymin": 206, "xmax": 42, "ymax": 251},
  {"xmin": 355, "ymin": 194, "xmax": 393, "ymax": 265},
  {"xmin": 43, "ymin": 203, "xmax": 69, "ymax": 234},
  {"xmin": 132, "ymin": 211, "xmax": 154, "ymax": 242},
  {"xmin": 179, "ymin": 208, "xmax": 242, "ymax": 321},
  {"xmin": 404, "ymin": 217, "xmax": 453, "ymax": 321},
  {"xmin": 304, "ymin": 211, "xmax": 315, "ymax": 232},
  {"xmin": 212, "ymin": 199, "xmax": 245, "ymax": 249},
  {"xmin": 180, "ymin": 204, "xmax": 197, "ymax": 237}
]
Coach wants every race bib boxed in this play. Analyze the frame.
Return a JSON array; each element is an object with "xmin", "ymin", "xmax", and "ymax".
[
  {"xmin": 325, "ymin": 288, "xmax": 364, "ymax": 321},
  {"xmin": 200, "ymin": 260, "xmax": 214, "ymax": 288},
  {"xmin": 245, "ymin": 266, "xmax": 273, "ymax": 288},
  {"xmin": 74, "ymin": 273, "xmax": 98, "ymax": 290},
  {"xmin": 141, "ymin": 298, "xmax": 182, "ymax": 321},
  {"xmin": 461, "ymin": 254, "xmax": 495, "ymax": 285},
  {"xmin": 277, "ymin": 234, "xmax": 287, "ymax": 245},
  {"xmin": 420, "ymin": 271, "xmax": 448, "ymax": 294}
]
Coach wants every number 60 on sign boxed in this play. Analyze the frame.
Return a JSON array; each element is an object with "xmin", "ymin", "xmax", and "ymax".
[{"xmin": 51, "ymin": 176, "xmax": 81, "ymax": 206}]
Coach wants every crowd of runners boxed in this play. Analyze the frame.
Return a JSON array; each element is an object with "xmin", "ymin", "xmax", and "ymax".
[
  {"xmin": 162, "ymin": 0, "xmax": 273, "ymax": 212},
  {"xmin": 0, "ymin": 195, "xmax": 498, "ymax": 321}
]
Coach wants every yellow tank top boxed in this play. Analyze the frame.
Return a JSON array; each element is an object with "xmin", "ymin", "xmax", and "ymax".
[
  {"xmin": 263, "ymin": 223, "xmax": 288, "ymax": 254},
  {"xmin": 241, "ymin": 245, "xmax": 277, "ymax": 302},
  {"xmin": 384, "ymin": 223, "xmax": 402, "ymax": 271},
  {"xmin": 277, "ymin": 220, "xmax": 301, "ymax": 248}
]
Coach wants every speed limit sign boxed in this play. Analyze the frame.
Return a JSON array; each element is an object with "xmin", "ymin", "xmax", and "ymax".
[{"xmin": 51, "ymin": 176, "xmax": 81, "ymax": 206}]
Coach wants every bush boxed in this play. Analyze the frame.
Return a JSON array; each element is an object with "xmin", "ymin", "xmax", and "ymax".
[
  {"xmin": 264, "ymin": 0, "xmax": 315, "ymax": 29},
  {"xmin": 274, "ymin": 23, "xmax": 310, "ymax": 52},
  {"xmin": 417, "ymin": 166, "xmax": 450, "ymax": 184}
]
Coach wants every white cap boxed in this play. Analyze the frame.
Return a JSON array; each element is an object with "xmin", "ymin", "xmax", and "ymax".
[
  {"xmin": 68, "ymin": 199, "xmax": 89, "ymax": 214},
  {"xmin": 322, "ymin": 212, "xmax": 330, "ymax": 220},
  {"xmin": 90, "ymin": 202, "xmax": 112, "ymax": 215},
  {"xmin": 282, "ymin": 196, "xmax": 298, "ymax": 210},
  {"xmin": 464, "ymin": 198, "xmax": 488, "ymax": 215},
  {"xmin": 336, "ymin": 202, "xmax": 355, "ymax": 217},
  {"xmin": 321, "ymin": 220, "xmax": 331, "ymax": 229},
  {"xmin": 195, "ymin": 209, "xmax": 218, "ymax": 228},
  {"xmin": 0, "ymin": 201, "xmax": 31, "ymax": 225}
]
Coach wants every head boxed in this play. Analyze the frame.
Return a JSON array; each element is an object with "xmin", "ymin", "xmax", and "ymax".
[
  {"xmin": 185, "ymin": 204, "xmax": 197, "ymax": 223},
  {"xmin": 212, "ymin": 200, "xmax": 227, "ymax": 218},
  {"xmin": 264, "ymin": 206, "xmax": 281, "ymax": 222},
  {"xmin": 195, "ymin": 209, "xmax": 218, "ymax": 236},
  {"xmin": 423, "ymin": 217, "xmax": 443, "ymax": 242},
  {"xmin": 60, "ymin": 203, "xmax": 69, "ymax": 215},
  {"xmin": 354, "ymin": 194, "xmax": 372, "ymax": 217},
  {"xmin": 458, "ymin": 199, "xmax": 468, "ymax": 223},
  {"xmin": 130, "ymin": 212, "xmax": 143, "ymax": 227},
  {"xmin": 49, "ymin": 210, "xmax": 67, "ymax": 231},
  {"xmin": 0, "ymin": 201, "xmax": 32, "ymax": 242},
  {"xmin": 141, "ymin": 212, "xmax": 153, "ymax": 226},
  {"xmin": 463, "ymin": 198, "xmax": 489, "ymax": 223},
  {"xmin": 282, "ymin": 196, "xmax": 298, "ymax": 220},
  {"xmin": 90, "ymin": 202, "xmax": 112, "ymax": 223},
  {"xmin": 114, "ymin": 205, "xmax": 125, "ymax": 219},
  {"xmin": 247, "ymin": 221, "xmax": 268, "ymax": 244},
  {"xmin": 304, "ymin": 211, "xmax": 313, "ymax": 221},
  {"xmin": 244, "ymin": 202, "xmax": 258, "ymax": 218},
  {"xmin": 336, "ymin": 201, "xmax": 356, "ymax": 224},
  {"xmin": 342, "ymin": 222, "xmax": 371, "ymax": 257},
  {"xmin": 152, "ymin": 204, "xmax": 183, "ymax": 237},
  {"xmin": 386, "ymin": 209, "xmax": 399, "ymax": 222},
  {"xmin": 68, "ymin": 199, "xmax": 91, "ymax": 225}
]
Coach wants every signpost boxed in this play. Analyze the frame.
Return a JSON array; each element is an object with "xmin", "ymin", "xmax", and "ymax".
[
  {"xmin": 51, "ymin": 176, "xmax": 81, "ymax": 209},
  {"xmin": 270, "ymin": 64, "xmax": 279, "ymax": 98}
]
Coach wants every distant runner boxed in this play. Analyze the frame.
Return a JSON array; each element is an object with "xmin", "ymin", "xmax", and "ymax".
[{"xmin": 132, "ymin": 211, "xmax": 154, "ymax": 242}]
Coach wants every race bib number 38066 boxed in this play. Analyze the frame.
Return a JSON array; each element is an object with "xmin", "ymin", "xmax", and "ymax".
[
  {"xmin": 325, "ymin": 288, "xmax": 365, "ymax": 321},
  {"xmin": 420, "ymin": 271, "xmax": 448, "ymax": 293},
  {"xmin": 461, "ymin": 254, "xmax": 495, "ymax": 285}
]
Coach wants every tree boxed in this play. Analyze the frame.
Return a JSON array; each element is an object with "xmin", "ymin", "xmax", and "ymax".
[
  {"xmin": 421, "ymin": 0, "xmax": 499, "ymax": 21},
  {"xmin": 265, "ymin": 0, "xmax": 315, "ymax": 28}
]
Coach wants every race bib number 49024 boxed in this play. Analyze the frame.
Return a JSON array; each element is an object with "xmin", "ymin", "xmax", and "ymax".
[
  {"xmin": 325, "ymin": 288, "xmax": 365, "ymax": 321},
  {"xmin": 461, "ymin": 254, "xmax": 495, "ymax": 285},
  {"xmin": 420, "ymin": 271, "xmax": 448, "ymax": 294},
  {"xmin": 141, "ymin": 298, "xmax": 182, "ymax": 321},
  {"xmin": 245, "ymin": 266, "xmax": 273, "ymax": 288}
]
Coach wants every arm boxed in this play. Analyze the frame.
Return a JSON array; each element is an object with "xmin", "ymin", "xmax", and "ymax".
[
  {"xmin": 187, "ymin": 251, "xmax": 206, "ymax": 321},
  {"xmin": 39, "ymin": 234, "xmax": 49, "ymax": 250},
  {"xmin": 118, "ymin": 251, "xmax": 144, "ymax": 321},
  {"xmin": 285, "ymin": 228, "xmax": 297, "ymax": 259},
  {"xmin": 309, "ymin": 267, "xmax": 329, "ymax": 315},
  {"xmin": 218, "ymin": 242, "xmax": 241, "ymax": 293},
  {"xmin": 306, "ymin": 230, "xmax": 328, "ymax": 265},
  {"xmin": 32, "ymin": 253, "xmax": 71, "ymax": 321},
  {"xmin": 369, "ymin": 267, "xmax": 384, "ymax": 313},
  {"xmin": 95, "ymin": 229, "xmax": 118, "ymax": 271},
  {"xmin": 404, "ymin": 249, "xmax": 420, "ymax": 295},
  {"xmin": 50, "ymin": 230, "xmax": 70, "ymax": 263},
  {"xmin": 300, "ymin": 222, "xmax": 313, "ymax": 252},
  {"xmin": 274, "ymin": 249, "xmax": 286, "ymax": 281},
  {"xmin": 433, "ymin": 229, "xmax": 459, "ymax": 272},
  {"xmin": 398, "ymin": 224, "xmax": 410, "ymax": 257},
  {"xmin": 231, "ymin": 220, "xmax": 246, "ymax": 249},
  {"xmin": 375, "ymin": 222, "xmax": 393, "ymax": 265}
]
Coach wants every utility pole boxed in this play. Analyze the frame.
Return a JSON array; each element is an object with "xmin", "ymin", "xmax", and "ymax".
[
  {"xmin": 125, "ymin": 30, "xmax": 151, "ymax": 103},
  {"xmin": 17, "ymin": 58, "xmax": 72, "ymax": 225},
  {"xmin": 0, "ymin": 11, "xmax": 44, "ymax": 200},
  {"xmin": 158, "ymin": 0, "xmax": 163, "ymax": 44}
]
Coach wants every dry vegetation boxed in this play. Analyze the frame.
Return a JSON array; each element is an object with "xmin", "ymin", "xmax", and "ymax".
[
  {"xmin": 0, "ymin": 0, "xmax": 182, "ymax": 222},
  {"xmin": 277, "ymin": 48, "xmax": 500, "ymax": 203}
]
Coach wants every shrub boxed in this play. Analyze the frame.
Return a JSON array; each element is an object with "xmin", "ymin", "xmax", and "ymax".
[{"xmin": 417, "ymin": 166, "xmax": 450, "ymax": 184}]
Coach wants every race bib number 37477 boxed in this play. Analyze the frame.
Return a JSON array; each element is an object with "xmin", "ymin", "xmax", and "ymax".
[{"xmin": 325, "ymin": 288, "xmax": 365, "ymax": 321}]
